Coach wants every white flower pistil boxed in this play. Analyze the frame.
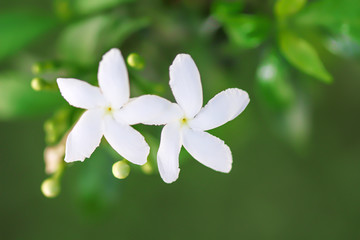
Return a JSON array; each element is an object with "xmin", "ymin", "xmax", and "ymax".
[{"xmin": 179, "ymin": 116, "xmax": 189, "ymax": 126}]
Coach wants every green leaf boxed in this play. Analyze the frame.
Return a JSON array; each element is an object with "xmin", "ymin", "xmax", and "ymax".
[
  {"xmin": 55, "ymin": 0, "xmax": 134, "ymax": 18},
  {"xmin": 279, "ymin": 31, "xmax": 332, "ymax": 83},
  {"xmin": 0, "ymin": 72, "xmax": 62, "ymax": 120},
  {"xmin": 297, "ymin": 0, "xmax": 360, "ymax": 44},
  {"xmin": 0, "ymin": 11, "xmax": 57, "ymax": 61},
  {"xmin": 57, "ymin": 15, "xmax": 113, "ymax": 67},
  {"xmin": 257, "ymin": 50, "xmax": 295, "ymax": 109},
  {"xmin": 102, "ymin": 17, "xmax": 150, "ymax": 50},
  {"xmin": 73, "ymin": 0, "xmax": 133, "ymax": 15},
  {"xmin": 57, "ymin": 15, "xmax": 149, "ymax": 67},
  {"xmin": 275, "ymin": 0, "xmax": 307, "ymax": 19},
  {"xmin": 211, "ymin": 0, "xmax": 244, "ymax": 22},
  {"xmin": 297, "ymin": 0, "xmax": 360, "ymax": 26},
  {"xmin": 224, "ymin": 15, "xmax": 271, "ymax": 48}
]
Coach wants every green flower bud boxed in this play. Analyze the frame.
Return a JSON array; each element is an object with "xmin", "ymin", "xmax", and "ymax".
[
  {"xmin": 32, "ymin": 61, "xmax": 57, "ymax": 74},
  {"xmin": 41, "ymin": 178, "xmax": 60, "ymax": 198},
  {"xmin": 44, "ymin": 109, "xmax": 71, "ymax": 145},
  {"xmin": 44, "ymin": 143, "xmax": 65, "ymax": 175},
  {"xmin": 31, "ymin": 77, "xmax": 57, "ymax": 91},
  {"xmin": 154, "ymin": 84, "xmax": 166, "ymax": 94},
  {"xmin": 127, "ymin": 53, "xmax": 145, "ymax": 70},
  {"xmin": 31, "ymin": 78, "xmax": 44, "ymax": 91},
  {"xmin": 141, "ymin": 162, "xmax": 153, "ymax": 175},
  {"xmin": 32, "ymin": 63, "xmax": 42, "ymax": 75},
  {"xmin": 112, "ymin": 160, "xmax": 130, "ymax": 179},
  {"xmin": 44, "ymin": 119, "xmax": 57, "ymax": 144}
]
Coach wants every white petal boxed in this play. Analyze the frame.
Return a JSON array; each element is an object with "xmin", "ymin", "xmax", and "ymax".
[
  {"xmin": 103, "ymin": 116, "xmax": 149, "ymax": 165},
  {"xmin": 169, "ymin": 54, "xmax": 203, "ymax": 118},
  {"xmin": 157, "ymin": 122, "xmax": 182, "ymax": 183},
  {"xmin": 189, "ymin": 88, "xmax": 250, "ymax": 131},
  {"xmin": 182, "ymin": 128, "xmax": 232, "ymax": 173},
  {"xmin": 64, "ymin": 109, "xmax": 104, "ymax": 162},
  {"xmin": 57, "ymin": 78, "xmax": 106, "ymax": 109},
  {"xmin": 98, "ymin": 48, "xmax": 129, "ymax": 108},
  {"xmin": 118, "ymin": 95, "xmax": 183, "ymax": 125}
]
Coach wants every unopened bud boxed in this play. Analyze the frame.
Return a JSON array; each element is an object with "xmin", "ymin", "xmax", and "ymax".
[
  {"xmin": 31, "ymin": 77, "xmax": 56, "ymax": 91},
  {"xmin": 44, "ymin": 120, "xmax": 57, "ymax": 144},
  {"xmin": 32, "ymin": 63, "xmax": 42, "ymax": 74},
  {"xmin": 127, "ymin": 53, "xmax": 145, "ymax": 70},
  {"xmin": 32, "ymin": 61, "xmax": 57, "ymax": 74},
  {"xmin": 41, "ymin": 178, "xmax": 60, "ymax": 198},
  {"xmin": 112, "ymin": 160, "xmax": 130, "ymax": 179},
  {"xmin": 44, "ymin": 143, "xmax": 65, "ymax": 175},
  {"xmin": 141, "ymin": 162, "xmax": 153, "ymax": 175},
  {"xmin": 154, "ymin": 84, "xmax": 165, "ymax": 94},
  {"xmin": 31, "ymin": 78, "xmax": 44, "ymax": 91}
]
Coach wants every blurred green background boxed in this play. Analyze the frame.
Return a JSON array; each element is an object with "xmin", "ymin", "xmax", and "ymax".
[{"xmin": 1, "ymin": 0, "xmax": 360, "ymax": 239}]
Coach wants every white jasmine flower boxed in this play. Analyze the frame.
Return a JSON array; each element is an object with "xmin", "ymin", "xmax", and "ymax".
[
  {"xmin": 156, "ymin": 54, "xmax": 250, "ymax": 183},
  {"xmin": 57, "ymin": 48, "xmax": 173, "ymax": 165}
]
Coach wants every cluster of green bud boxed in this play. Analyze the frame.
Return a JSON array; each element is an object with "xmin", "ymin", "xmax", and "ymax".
[
  {"xmin": 41, "ymin": 160, "xmax": 65, "ymax": 198},
  {"xmin": 44, "ymin": 109, "xmax": 71, "ymax": 145},
  {"xmin": 41, "ymin": 130, "xmax": 67, "ymax": 198},
  {"xmin": 32, "ymin": 61, "xmax": 58, "ymax": 75},
  {"xmin": 31, "ymin": 61, "xmax": 64, "ymax": 91}
]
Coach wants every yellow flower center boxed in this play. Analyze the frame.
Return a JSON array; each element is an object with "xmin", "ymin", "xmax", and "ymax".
[
  {"xmin": 105, "ymin": 106, "xmax": 113, "ymax": 115},
  {"xmin": 180, "ymin": 117, "xmax": 188, "ymax": 125}
]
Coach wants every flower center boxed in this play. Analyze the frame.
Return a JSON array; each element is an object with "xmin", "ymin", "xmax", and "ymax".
[
  {"xmin": 105, "ymin": 106, "xmax": 114, "ymax": 115},
  {"xmin": 180, "ymin": 117, "xmax": 188, "ymax": 125}
]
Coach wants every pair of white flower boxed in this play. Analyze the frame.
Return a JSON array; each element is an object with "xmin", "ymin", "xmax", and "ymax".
[{"xmin": 57, "ymin": 49, "xmax": 249, "ymax": 183}]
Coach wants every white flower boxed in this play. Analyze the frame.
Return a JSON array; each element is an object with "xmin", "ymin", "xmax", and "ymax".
[
  {"xmin": 155, "ymin": 54, "xmax": 250, "ymax": 183},
  {"xmin": 57, "ymin": 48, "xmax": 176, "ymax": 165}
]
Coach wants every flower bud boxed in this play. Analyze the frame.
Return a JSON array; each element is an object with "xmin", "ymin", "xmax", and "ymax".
[
  {"xmin": 141, "ymin": 162, "xmax": 154, "ymax": 175},
  {"xmin": 44, "ymin": 143, "xmax": 65, "ymax": 175},
  {"xmin": 112, "ymin": 160, "xmax": 130, "ymax": 179},
  {"xmin": 32, "ymin": 61, "xmax": 57, "ymax": 74},
  {"xmin": 127, "ymin": 53, "xmax": 145, "ymax": 70},
  {"xmin": 41, "ymin": 178, "xmax": 60, "ymax": 198},
  {"xmin": 31, "ymin": 77, "xmax": 45, "ymax": 91},
  {"xmin": 44, "ymin": 109, "xmax": 71, "ymax": 145},
  {"xmin": 154, "ymin": 84, "xmax": 165, "ymax": 94},
  {"xmin": 32, "ymin": 63, "xmax": 42, "ymax": 75},
  {"xmin": 44, "ymin": 120, "xmax": 57, "ymax": 144},
  {"xmin": 31, "ymin": 77, "xmax": 57, "ymax": 91}
]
